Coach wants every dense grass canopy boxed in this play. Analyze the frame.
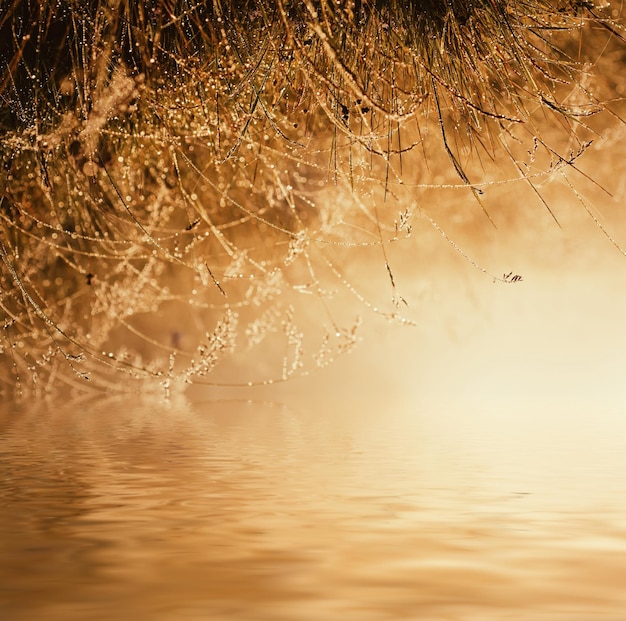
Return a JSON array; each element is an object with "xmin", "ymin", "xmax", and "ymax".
[{"xmin": 1, "ymin": 0, "xmax": 624, "ymax": 395}]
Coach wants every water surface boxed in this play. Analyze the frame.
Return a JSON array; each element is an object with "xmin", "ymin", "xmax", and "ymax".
[{"xmin": 1, "ymin": 391, "xmax": 625, "ymax": 620}]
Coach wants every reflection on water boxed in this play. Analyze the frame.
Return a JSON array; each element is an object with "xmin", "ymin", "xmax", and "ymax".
[{"xmin": 1, "ymin": 390, "xmax": 625, "ymax": 620}]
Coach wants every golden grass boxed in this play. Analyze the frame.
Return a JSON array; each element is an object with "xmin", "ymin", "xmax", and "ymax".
[{"xmin": 0, "ymin": 0, "xmax": 624, "ymax": 395}]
